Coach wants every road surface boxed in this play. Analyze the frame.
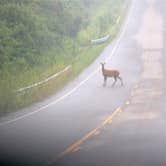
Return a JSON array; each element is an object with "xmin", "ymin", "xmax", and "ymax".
[{"xmin": 1, "ymin": 0, "xmax": 166, "ymax": 165}]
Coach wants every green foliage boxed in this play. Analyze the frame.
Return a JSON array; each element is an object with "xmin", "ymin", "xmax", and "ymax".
[{"xmin": 0, "ymin": 0, "xmax": 128, "ymax": 114}]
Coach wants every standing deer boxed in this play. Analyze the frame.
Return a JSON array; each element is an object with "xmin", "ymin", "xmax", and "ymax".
[{"xmin": 100, "ymin": 62, "xmax": 123, "ymax": 87}]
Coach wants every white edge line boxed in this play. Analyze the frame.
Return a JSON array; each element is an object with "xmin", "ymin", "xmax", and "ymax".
[
  {"xmin": 0, "ymin": 0, "xmax": 134, "ymax": 126},
  {"xmin": 0, "ymin": 68, "xmax": 100, "ymax": 126}
]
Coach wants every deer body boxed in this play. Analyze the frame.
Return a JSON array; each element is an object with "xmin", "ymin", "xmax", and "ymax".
[{"xmin": 101, "ymin": 63, "xmax": 123, "ymax": 87}]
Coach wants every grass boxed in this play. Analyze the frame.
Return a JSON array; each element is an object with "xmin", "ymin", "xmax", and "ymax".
[{"xmin": 0, "ymin": 0, "xmax": 130, "ymax": 115}]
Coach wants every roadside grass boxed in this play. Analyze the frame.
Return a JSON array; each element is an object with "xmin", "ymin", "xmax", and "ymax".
[{"xmin": 0, "ymin": 0, "xmax": 130, "ymax": 115}]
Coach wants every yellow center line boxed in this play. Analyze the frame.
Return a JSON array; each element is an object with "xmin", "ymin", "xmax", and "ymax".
[{"xmin": 47, "ymin": 107, "xmax": 122, "ymax": 165}]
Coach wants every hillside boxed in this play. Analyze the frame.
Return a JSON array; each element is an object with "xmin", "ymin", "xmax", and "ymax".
[{"xmin": 0, "ymin": 0, "xmax": 128, "ymax": 114}]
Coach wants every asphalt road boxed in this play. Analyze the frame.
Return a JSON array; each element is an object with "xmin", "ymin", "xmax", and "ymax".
[{"xmin": 1, "ymin": 0, "xmax": 166, "ymax": 165}]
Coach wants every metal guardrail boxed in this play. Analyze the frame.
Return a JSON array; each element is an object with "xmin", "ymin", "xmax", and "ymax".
[
  {"xmin": 16, "ymin": 14, "xmax": 124, "ymax": 93},
  {"xmin": 16, "ymin": 65, "xmax": 71, "ymax": 93},
  {"xmin": 91, "ymin": 34, "xmax": 110, "ymax": 44},
  {"xmin": 90, "ymin": 15, "xmax": 122, "ymax": 45}
]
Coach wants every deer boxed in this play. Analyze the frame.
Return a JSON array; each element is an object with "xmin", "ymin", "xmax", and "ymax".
[{"xmin": 100, "ymin": 62, "xmax": 123, "ymax": 87}]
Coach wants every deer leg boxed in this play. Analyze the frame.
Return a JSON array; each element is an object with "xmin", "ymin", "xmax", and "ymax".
[
  {"xmin": 118, "ymin": 76, "xmax": 123, "ymax": 86},
  {"xmin": 112, "ymin": 77, "xmax": 117, "ymax": 87},
  {"xmin": 103, "ymin": 76, "xmax": 107, "ymax": 87}
]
